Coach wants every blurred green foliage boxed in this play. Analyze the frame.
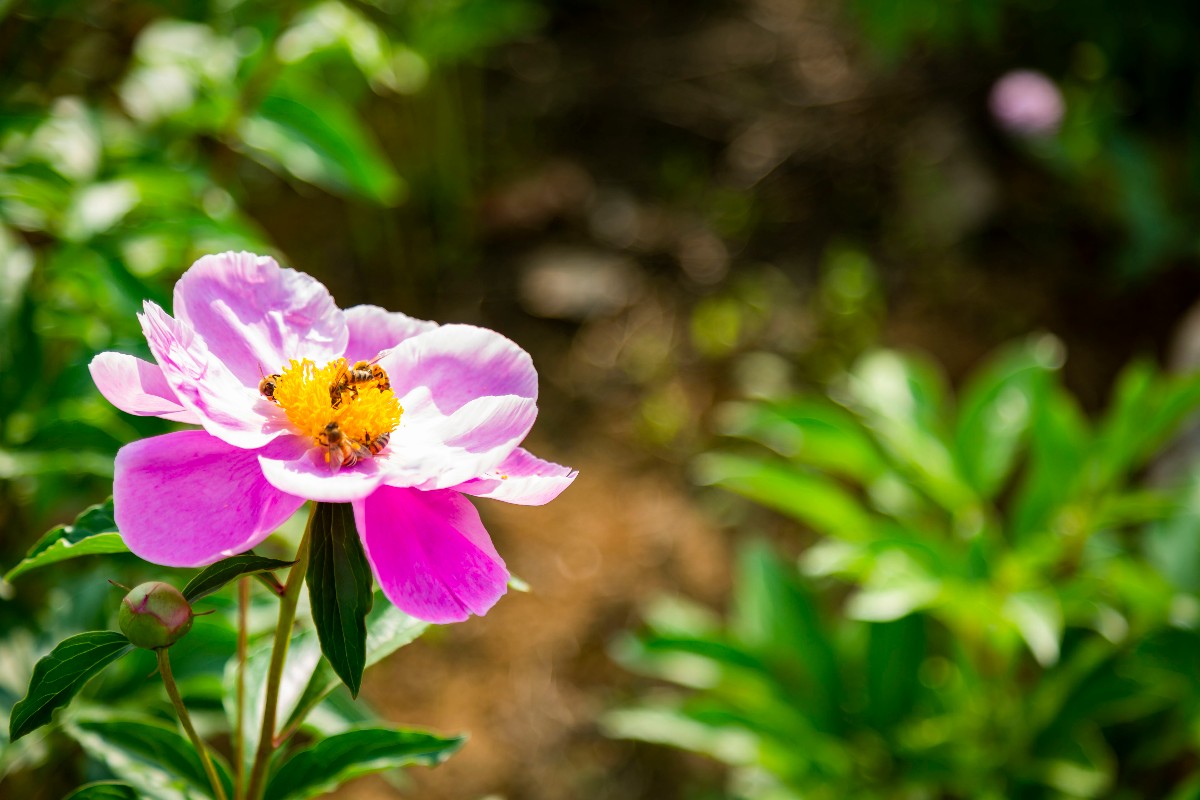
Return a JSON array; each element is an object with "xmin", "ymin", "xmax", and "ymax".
[{"xmin": 611, "ymin": 338, "xmax": 1200, "ymax": 798}]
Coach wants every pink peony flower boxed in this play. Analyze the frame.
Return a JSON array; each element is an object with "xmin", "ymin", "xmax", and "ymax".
[{"xmin": 90, "ymin": 252, "xmax": 576, "ymax": 624}]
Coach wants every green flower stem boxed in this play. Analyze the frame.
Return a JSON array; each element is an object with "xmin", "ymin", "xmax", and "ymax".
[
  {"xmin": 245, "ymin": 512, "xmax": 314, "ymax": 800},
  {"xmin": 157, "ymin": 647, "xmax": 229, "ymax": 800},
  {"xmin": 234, "ymin": 577, "xmax": 249, "ymax": 799}
]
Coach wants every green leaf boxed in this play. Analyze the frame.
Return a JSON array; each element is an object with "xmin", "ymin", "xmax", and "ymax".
[
  {"xmin": 63, "ymin": 782, "xmax": 139, "ymax": 800},
  {"xmin": 1090, "ymin": 362, "xmax": 1200, "ymax": 492},
  {"xmin": 695, "ymin": 453, "xmax": 878, "ymax": 541},
  {"xmin": 306, "ymin": 502, "xmax": 374, "ymax": 697},
  {"xmin": 1010, "ymin": 386, "xmax": 1090, "ymax": 542},
  {"xmin": 237, "ymin": 78, "xmax": 403, "ymax": 205},
  {"xmin": 731, "ymin": 542, "xmax": 840, "ymax": 731},
  {"xmin": 865, "ymin": 614, "xmax": 925, "ymax": 730},
  {"xmin": 232, "ymin": 595, "xmax": 427, "ymax": 776},
  {"xmin": 181, "ymin": 553, "xmax": 295, "ymax": 602},
  {"xmin": 5, "ymin": 497, "xmax": 128, "ymax": 582},
  {"xmin": 9, "ymin": 631, "xmax": 132, "ymax": 740},
  {"xmin": 67, "ymin": 714, "xmax": 234, "ymax": 800},
  {"xmin": 263, "ymin": 727, "xmax": 464, "ymax": 800},
  {"xmin": 282, "ymin": 599, "xmax": 427, "ymax": 734},
  {"xmin": 715, "ymin": 398, "xmax": 886, "ymax": 483},
  {"xmin": 954, "ymin": 335, "xmax": 1059, "ymax": 499},
  {"xmin": 601, "ymin": 706, "xmax": 758, "ymax": 767},
  {"xmin": 841, "ymin": 350, "xmax": 978, "ymax": 513}
]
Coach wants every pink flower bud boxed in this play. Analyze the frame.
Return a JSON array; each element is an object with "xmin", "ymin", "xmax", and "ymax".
[{"xmin": 118, "ymin": 581, "xmax": 193, "ymax": 649}]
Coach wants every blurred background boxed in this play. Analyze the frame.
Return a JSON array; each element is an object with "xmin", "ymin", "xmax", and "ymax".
[{"xmin": 6, "ymin": 0, "xmax": 1200, "ymax": 797}]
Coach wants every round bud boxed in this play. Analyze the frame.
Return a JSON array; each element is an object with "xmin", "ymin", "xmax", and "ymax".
[{"xmin": 118, "ymin": 581, "xmax": 194, "ymax": 649}]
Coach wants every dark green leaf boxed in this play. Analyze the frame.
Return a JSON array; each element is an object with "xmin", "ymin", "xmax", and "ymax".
[
  {"xmin": 282, "ymin": 599, "xmax": 426, "ymax": 734},
  {"xmin": 67, "ymin": 714, "xmax": 234, "ymax": 800},
  {"xmin": 306, "ymin": 502, "xmax": 374, "ymax": 697},
  {"xmin": 263, "ymin": 727, "xmax": 464, "ymax": 800},
  {"xmin": 9, "ymin": 631, "xmax": 132, "ymax": 740},
  {"xmin": 865, "ymin": 614, "xmax": 925, "ymax": 730},
  {"xmin": 63, "ymin": 782, "xmax": 139, "ymax": 800},
  {"xmin": 182, "ymin": 553, "xmax": 295, "ymax": 602},
  {"xmin": 730, "ymin": 542, "xmax": 840, "ymax": 731},
  {"xmin": 5, "ymin": 498, "xmax": 128, "ymax": 582}
]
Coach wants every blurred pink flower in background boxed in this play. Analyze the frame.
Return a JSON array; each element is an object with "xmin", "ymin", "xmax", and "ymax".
[
  {"xmin": 989, "ymin": 69, "xmax": 1065, "ymax": 137},
  {"xmin": 90, "ymin": 252, "xmax": 577, "ymax": 624}
]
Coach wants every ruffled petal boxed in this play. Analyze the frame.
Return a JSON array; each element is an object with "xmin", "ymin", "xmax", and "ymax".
[
  {"xmin": 173, "ymin": 251, "xmax": 348, "ymax": 386},
  {"xmin": 114, "ymin": 430, "xmax": 305, "ymax": 567},
  {"xmin": 140, "ymin": 301, "xmax": 288, "ymax": 449},
  {"xmin": 89, "ymin": 352, "xmax": 201, "ymax": 424},
  {"xmin": 454, "ymin": 447, "xmax": 578, "ymax": 506},
  {"xmin": 343, "ymin": 304, "xmax": 437, "ymax": 364},
  {"xmin": 352, "ymin": 486, "xmax": 508, "ymax": 624},
  {"xmin": 258, "ymin": 435, "xmax": 387, "ymax": 503},
  {"xmin": 376, "ymin": 325, "xmax": 539, "ymax": 488}
]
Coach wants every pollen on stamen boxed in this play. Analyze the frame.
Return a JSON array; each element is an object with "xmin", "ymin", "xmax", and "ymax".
[{"xmin": 270, "ymin": 357, "xmax": 402, "ymax": 445}]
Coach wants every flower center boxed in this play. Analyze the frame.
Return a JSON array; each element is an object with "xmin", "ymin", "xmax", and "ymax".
[{"xmin": 269, "ymin": 358, "xmax": 402, "ymax": 448}]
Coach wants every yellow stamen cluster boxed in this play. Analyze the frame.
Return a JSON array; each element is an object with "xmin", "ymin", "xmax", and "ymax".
[{"xmin": 270, "ymin": 358, "xmax": 402, "ymax": 445}]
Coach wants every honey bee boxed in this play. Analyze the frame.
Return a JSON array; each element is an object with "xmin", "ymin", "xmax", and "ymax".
[
  {"xmin": 318, "ymin": 422, "xmax": 371, "ymax": 473},
  {"xmin": 329, "ymin": 356, "xmax": 389, "ymax": 408},
  {"xmin": 361, "ymin": 430, "xmax": 391, "ymax": 456},
  {"xmin": 258, "ymin": 369, "xmax": 282, "ymax": 403}
]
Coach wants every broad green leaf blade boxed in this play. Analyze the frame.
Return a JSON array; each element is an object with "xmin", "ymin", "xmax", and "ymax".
[
  {"xmin": 67, "ymin": 714, "xmax": 234, "ymax": 800},
  {"xmin": 695, "ymin": 453, "xmax": 878, "ymax": 541},
  {"xmin": 954, "ymin": 335, "xmax": 1059, "ymax": 499},
  {"xmin": 63, "ymin": 782, "xmax": 139, "ymax": 800},
  {"xmin": 715, "ymin": 398, "xmax": 886, "ymax": 482},
  {"xmin": 263, "ymin": 727, "xmax": 464, "ymax": 800},
  {"xmin": 1004, "ymin": 590, "xmax": 1063, "ymax": 667},
  {"xmin": 5, "ymin": 497, "xmax": 128, "ymax": 582},
  {"xmin": 306, "ymin": 502, "xmax": 374, "ymax": 697},
  {"xmin": 601, "ymin": 706, "xmax": 758, "ymax": 767},
  {"xmin": 9, "ymin": 631, "xmax": 132, "ymax": 740},
  {"xmin": 182, "ymin": 553, "xmax": 295, "ymax": 602},
  {"xmin": 282, "ymin": 599, "xmax": 427, "ymax": 734},
  {"xmin": 237, "ymin": 78, "xmax": 403, "ymax": 205}
]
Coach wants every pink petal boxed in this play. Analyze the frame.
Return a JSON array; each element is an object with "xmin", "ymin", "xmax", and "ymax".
[
  {"xmin": 380, "ymin": 324, "xmax": 538, "ymax": 411},
  {"xmin": 344, "ymin": 304, "xmax": 437, "ymax": 363},
  {"xmin": 258, "ymin": 435, "xmax": 387, "ymax": 502},
  {"xmin": 172, "ymin": 252, "xmax": 348, "ymax": 386},
  {"xmin": 378, "ymin": 391, "xmax": 539, "ymax": 490},
  {"xmin": 455, "ymin": 447, "xmax": 577, "ymax": 506},
  {"xmin": 89, "ymin": 352, "xmax": 201, "ymax": 424},
  {"xmin": 140, "ymin": 301, "xmax": 288, "ymax": 449},
  {"xmin": 114, "ymin": 430, "xmax": 305, "ymax": 567},
  {"xmin": 352, "ymin": 487, "xmax": 508, "ymax": 624},
  {"xmin": 376, "ymin": 325, "xmax": 540, "ymax": 489}
]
